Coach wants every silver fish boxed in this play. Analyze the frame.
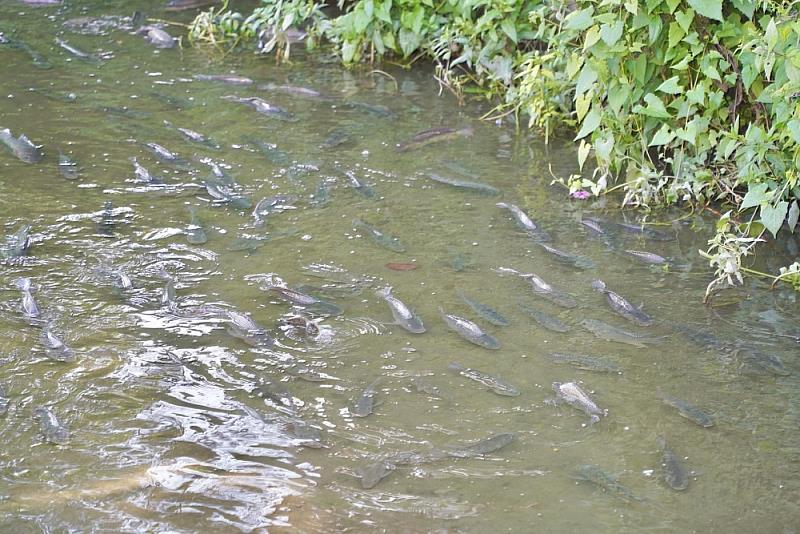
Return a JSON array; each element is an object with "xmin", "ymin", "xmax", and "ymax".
[
  {"xmin": 496, "ymin": 202, "xmax": 538, "ymax": 232},
  {"xmin": 449, "ymin": 362, "xmax": 519, "ymax": 396},
  {"xmin": 136, "ymin": 25, "xmax": 175, "ymax": 48},
  {"xmin": 440, "ymin": 307, "xmax": 500, "ymax": 349},
  {"xmin": 494, "ymin": 267, "xmax": 576, "ymax": 309},
  {"xmin": 221, "ymin": 95, "xmax": 296, "ymax": 121},
  {"xmin": 16, "ymin": 277, "xmax": 40, "ymax": 318},
  {"xmin": 552, "ymin": 381, "xmax": 605, "ymax": 424},
  {"xmin": 352, "ymin": 219, "xmax": 405, "ymax": 253},
  {"xmin": 538, "ymin": 243, "xmax": 594, "ymax": 269},
  {"xmin": 54, "ymin": 38, "xmax": 97, "ymax": 61},
  {"xmin": 590, "ymin": 280, "xmax": 653, "ymax": 326},
  {"xmin": 58, "ymin": 151, "xmax": 79, "ymax": 179},
  {"xmin": 40, "ymin": 328, "xmax": 76, "ymax": 362},
  {"xmin": 34, "ymin": 407, "xmax": 70, "ymax": 445},
  {"xmin": 580, "ymin": 318, "xmax": 661, "ymax": 348},
  {"xmin": 224, "ymin": 310, "xmax": 274, "ymax": 347},
  {"xmin": 622, "ymin": 249, "xmax": 667, "ymax": 265},
  {"xmin": 427, "ymin": 173, "xmax": 499, "ymax": 195},
  {"xmin": 130, "ymin": 157, "xmax": 161, "ymax": 184},
  {"xmin": 185, "ymin": 206, "xmax": 208, "ymax": 245},
  {"xmin": 0, "ymin": 384, "xmax": 8, "ymax": 416},
  {"xmin": 0, "ymin": 128, "xmax": 43, "ymax": 163},
  {"xmin": 518, "ymin": 301, "xmax": 570, "ymax": 333},
  {"xmin": 194, "ymin": 73, "xmax": 254, "ymax": 85},
  {"xmin": 546, "ymin": 352, "xmax": 621, "ymax": 373},
  {"xmin": 376, "ymin": 286, "xmax": 425, "ymax": 333}
]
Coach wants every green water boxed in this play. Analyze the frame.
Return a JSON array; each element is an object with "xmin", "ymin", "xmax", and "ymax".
[{"xmin": 1, "ymin": 1, "xmax": 799, "ymax": 532}]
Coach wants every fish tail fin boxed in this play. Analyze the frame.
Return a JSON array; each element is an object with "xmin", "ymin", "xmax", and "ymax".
[
  {"xmin": 375, "ymin": 286, "xmax": 392, "ymax": 299},
  {"xmin": 15, "ymin": 277, "xmax": 32, "ymax": 291},
  {"xmin": 495, "ymin": 202, "xmax": 508, "ymax": 209},
  {"xmin": 590, "ymin": 279, "xmax": 607, "ymax": 292}
]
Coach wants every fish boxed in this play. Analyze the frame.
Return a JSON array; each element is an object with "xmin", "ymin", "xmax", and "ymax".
[
  {"xmin": 54, "ymin": 38, "xmax": 99, "ymax": 62},
  {"xmin": 376, "ymin": 286, "xmax": 425, "ymax": 333},
  {"xmin": 440, "ymin": 308, "xmax": 500, "ymax": 349},
  {"xmin": 161, "ymin": 279, "xmax": 177, "ymax": 309},
  {"xmin": 517, "ymin": 301, "xmax": 570, "ymax": 332},
  {"xmin": 427, "ymin": 173, "xmax": 499, "ymax": 195},
  {"xmin": 622, "ymin": 249, "xmax": 667, "ymax": 265},
  {"xmin": 1, "ymin": 224, "xmax": 32, "ymax": 259},
  {"xmin": 176, "ymin": 127, "xmax": 216, "ymax": 147},
  {"xmin": 576, "ymin": 464, "xmax": 643, "ymax": 502},
  {"xmin": 352, "ymin": 378, "xmax": 381, "ymax": 417},
  {"xmin": 252, "ymin": 194, "xmax": 297, "ymax": 225},
  {"xmin": 265, "ymin": 285, "xmax": 343, "ymax": 315},
  {"xmin": 352, "ymin": 219, "xmax": 405, "ymax": 252},
  {"xmin": 552, "ymin": 381, "xmax": 605, "ymax": 424},
  {"xmin": 458, "ymin": 292, "xmax": 509, "ymax": 327},
  {"xmin": 130, "ymin": 157, "xmax": 162, "ymax": 184},
  {"xmin": 546, "ymin": 352, "xmax": 621, "ymax": 373},
  {"xmin": 396, "ymin": 126, "xmax": 473, "ymax": 152},
  {"xmin": 286, "ymin": 419, "xmax": 324, "ymax": 447},
  {"xmin": 185, "ymin": 206, "xmax": 208, "ymax": 245},
  {"xmin": 144, "ymin": 142, "xmax": 186, "ymax": 166},
  {"xmin": 243, "ymin": 136, "xmax": 290, "ymax": 165},
  {"xmin": 0, "ymin": 384, "xmax": 9, "ymax": 416},
  {"xmin": 194, "ymin": 73, "xmax": 254, "ymax": 85},
  {"xmin": 0, "ymin": 128, "xmax": 43, "ymax": 163},
  {"xmin": 204, "ymin": 181, "xmax": 252, "ymax": 209},
  {"xmin": 657, "ymin": 436, "xmax": 689, "ymax": 491},
  {"xmin": 319, "ymin": 128, "xmax": 352, "ymax": 149},
  {"xmin": 34, "ymin": 407, "xmax": 70, "ymax": 445},
  {"xmin": 311, "ymin": 180, "xmax": 330, "ymax": 207},
  {"xmin": 538, "ymin": 243, "xmax": 594, "ymax": 269},
  {"xmin": 580, "ymin": 318, "xmax": 661, "ymax": 347},
  {"xmin": 495, "ymin": 202, "xmax": 538, "ymax": 232},
  {"xmin": 448, "ymin": 362, "xmax": 519, "ymax": 396},
  {"xmin": 357, "ymin": 460, "xmax": 395, "ymax": 488},
  {"xmin": 278, "ymin": 315, "xmax": 320, "ymax": 337},
  {"xmin": 494, "ymin": 267, "xmax": 576, "ymax": 309},
  {"xmin": 136, "ymin": 25, "xmax": 175, "ymax": 48},
  {"xmin": 586, "ymin": 217, "xmax": 672, "ymax": 241},
  {"xmin": 412, "ymin": 377, "xmax": 447, "ymax": 399},
  {"xmin": 58, "ymin": 151, "xmax": 79, "ymax": 180},
  {"xmin": 96, "ymin": 201, "xmax": 117, "ymax": 236},
  {"xmin": 657, "ymin": 390, "xmax": 715, "ymax": 428},
  {"xmin": 590, "ymin": 280, "xmax": 653, "ymax": 326},
  {"xmin": 345, "ymin": 171, "xmax": 375, "ymax": 198},
  {"xmin": 257, "ymin": 83, "xmax": 323, "ymax": 99},
  {"xmin": 446, "ymin": 432, "xmax": 516, "ymax": 458},
  {"xmin": 384, "ymin": 448, "xmax": 448, "ymax": 465},
  {"xmin": 255, "ymin": 378, "xmax": 295, "ymax": 409},
  {"xmin": 224, "ymin": 310, "xmax": 274, "ymax": 347},
  {"xmin": 221, "ymin": 95, "xmax": 296, "ymax": 121},
  {"xmin": 737, "ymin": 349, "xmax": 791, "ymax": 376},
  {"xmin": 16, "ymin": 277, "xmax": 40, "ymax": 318},
  {"xmin": 341, "ymin": 100, "xmax": 396, "ymax": 119},
  {"xmin": 40, "ymin": 328, "xmax": 76, "ymax": 362}
]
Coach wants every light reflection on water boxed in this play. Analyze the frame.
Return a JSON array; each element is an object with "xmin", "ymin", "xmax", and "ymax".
[{"xmin": 0, "ymin": 1, "xmax": 799, "ymax": 532}]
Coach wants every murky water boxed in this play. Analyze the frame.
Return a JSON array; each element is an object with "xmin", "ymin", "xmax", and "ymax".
[{"xmin": 1, "ymin": 1, "xmax": 799, "ymax": 532}]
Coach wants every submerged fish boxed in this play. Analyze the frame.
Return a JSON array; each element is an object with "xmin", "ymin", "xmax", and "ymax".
[
  {"xmin": 130, "ymin": 157, "xmax": 162, "ymax": 184},
  {"xmin": 1, "ymin": 224, "xmax": 32, "ymax": 259},
  {"xmin": 518, "ymin": 301, "xmax": 570, "ymax": 333},
  {"xmin": 40, "ymin": 328, "xmax": 75, "ymax": 362},
  {"xmin": 590, "ymin": 280, "xmax": 653, "ymax": 326},
  {"xmin": 1, "ymin": 35, "xmax": 52, "ymax": 69},
  {"xmin": 352, "ymin": 378, "xmax": 381, "ymax": 417},
  {"xmin": 185, "ymin": 206, "xmax": 208, "ymax": 245},
  {"xmin": 357, "ymin": 460, "xmax": 395, "ymax": 488},
  {"xmin": 538, "ymin": 243, "xmax": 593, "ymax": 269},
  {"xmin": 34, "ymin": 407, "xmax": 70, "ymax": 445},
  {"xmin": 265, "ymin": 285, "xmax": 343, "ymax": 315},
  {"xmin": 54, "ymin": 38, "xmax": 97, "ymax": 62},
  {"xmin": 319, "ymin": 128, "xmax": 352, "ymax": 149},
  {"xmin": 587, "ymin": 217, "xmax": 672, "ymax": 241},
  {"xmin": 244, "ymin": 136, "xmax": 290, "ymax": 165},
  {"xmin": 622, "ymin": 249, "xmax": 667, "ymax": 265},
  {"xmin": 397, "ymin": 126, "xmax": 473, "ymax": 152},
  {"xmin": 257, "ymin": 83, "xmax": 323, "ymax": 99},
  {"xmin": 165, "ymin": 0, "xmax": 219, "ymax": 11},
  {"xmin": 278, "ymin": 315, "xmax": 320, "ymax": 338},
  {"xmin": 224, "ymin": 310, "xmax": 274, "ymax": 347},
  {"xmin": 0, "ymin": 128, "xmax": 43, "ymax": 163},
  {"xmin": 222, "ymin": 95, "xmax": 295, "ymax": 121},
  {"xmin": 494, "ymin": 267, "xmax": 576, "ymax": 309},
  {"xmin": 376, "ymin": 286, "xmax": 425, "ymax": 333},
  {"xmin": 194, "ymin": 73, "xmax": 254, "ymax": 85},
  {"xmin": 449, "ymin": 362, "xmax": 519, "ymax": 396},
  {"xmin": 458, "ymin": 292, "xmax": 509, "ymax": 327},
  {"xmin": 412, "ymin": 377, "xmax": 447, "ymax": 399},
  {"xmin": 657, "ymin": 390, "xmax": 714, "ymax": 428},
  {"xmin": 446, "ymin": 432, "xmax": 516, "ymax": 458},
  {"xmin": 136, "ymin": 25, "xmax": 175, "ymax": 48},
  {"xmin": 576, "ymin": 464, "xmax": 643, "ymax": 502},
  {"xmin": 737, "ymin": 349, "xmax": 791, "ymax": 376},
  {"xmin": 252, "ymin": 194, "xmax": 296, "ymax": 225},
  {"xmin": 144, "ymin": 142, "xmax": 185, "ymax": 165},
  {"xmin": 352, "ymin": 219, "xmax": 404, "ymax": 253},
  {"xmin": 440, "ymin": 308, "xmax": 500, "ymax": 349},
  {"xmin": 204, "ymin": 181, "xmax": 252, "ymax": 209},
  {"xmin": 552, "ymin": 381, "xmax": 605, "ymax": 424},
  {"xmin": 58, "ymin": 151, "xmax": 79, "ymax": 179},
  {"xmin": 16, "ymin": 277, "xmax": 40, "ymax": 318},
  {"xmin": 546, "ymin": 352, "xmax": 621, "ymax": 373},
  {"xmin": 657, "ymin": 436, "xmax": 689, "ymax": 491},
  {"xmin": 580, "ymin": 318, "xmax": 661, "ymax": 348},
  {"xmin": 427, "ymin": 173, "xmax": 499, "ymax": 195},
  {"xmin": 176, "ymin": 127, "xmax": 216, "ymax": 147},
  {"xmin": 496, "ymin": 202, "xmax": 538, "ymax": 232},
  {"xmin": 345, "ymin": 171, "xmax": 375, "ymax": 198}
]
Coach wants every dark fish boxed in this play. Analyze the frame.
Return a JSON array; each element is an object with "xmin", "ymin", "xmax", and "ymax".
[
  {"xmin": 586, "ymin": 217, "xmax": 672, "ymax": 241},
  {"xmin": 224, "ymin": 310, "xmax": 274, "ymax": 347},
  {"xmin": 546, "ymin": 352, "xmax": 621, "ymax": 373},
  {"xmin": 738, "ymin": 350, "xmax": 790, "ymax": 376},
  {"xmin": 185, "ymin": 206, "xmax": 208, "ymax": 244},
  {"xmin": 227, "ymin": 236, "xmax": 267, "ymax": 254},
  {"xmin": 0, "ymin": 128, "xmax": 43, "ymax": 163},
  {"xmin": 243, "ymin": 136, "xmax": 290, "ymax": 165},
  {"xmin": 96, "ymin": 201, "xmax": 117, "ymax": 236},
  {"xmin": 204, "ymin": 181, "xmax": 252, "ymax": 209},
  {"xmin": 396, "ymin": 126, "xmax": 473, "ymax": 152},
  {"xmin": 517, "ymin": 301, "xmax": 570, "ymax": 333},
  {"xmin": 494, "ymin": 267, "xmax": 576, "ymax": 308},
  {"xmin": 448, "ymin": 362, "xmax": 518, "ymax": 396},
  {"xmin": 341, "ymin": 100, "xmax": 396, "ymax": 119},
  {"xmin": 58, "ymin": 151, "xmax": 79, "ymax": 180},
  {"xmin": 194, "ymin": 73, "xmax": 253, "ymax": 85},
  {"xmin": 319, "ymin": 128, "xmax": 352, "ymax": 149},
  {"xmin": 427, "ymin": 173, "xmax": 499, "ymax": 195},
  {"xmin": 16, "ymin": 277, "xmax": 40, "ymax": 318},
  {"xmin": 458, "ymin": 292, "xmax": 509, "ymax": 327},
  {"xmin": 345, "ymin": 171, "xmax": 375, "ymax": 198},
  {"xmin": 286, "ymin": 419, "xmax": 324, "ymax": 447},
  {"xmin": 538, "ymin": 243, "xmax": 593, "ymax": 269},
  {"xmin": 657, "ymin": 436, "xmax": 689, "ymax": 491},
  {"xmin": 352, "ymin": 218, "xmax": 404, "ymax": 252},
  {"xmin": 446, "ymin": 432, "xmax": 516, "ymax": 458},
  {"xmin": 136, "ymin": 25, "xmax": 175, "ymax": 48},
  {"xmin": 357, "ymin": 460, "xmax": 395, "ymax": 488},
  {"xmin": 577, "ymin": 464, "xmax": 643, "ymax": 502},
  {"xmin": 581, "ymin": 318, "xmax": 661, "ymax": 348},
  {"xmin": 552, "ymin": 381, "xmax": 605, "ymax": 424},
  {"xmin": 34, "ymin": 407, "xmax": 70, "ymax": 445},
  {"xmin": 255, "ymin": 377, "xmax": 295, "ymax": 409},
  {"xmin": 657, "ymin": 390, "xmax": 714, "ymax": 428},
  {"xmin": 278, "ymin": 315, "xmax": 320, "ymax": 337},
  {"xmin": 590, "ymin": 280, "xmax": 653, "ymax": 326},
  {"xmin": 1, "ymin": 224, "xmax": 32, "ymax": 259},
  {"xmin": 40, "ymin": 327, "xmax": 76, "ymax": 362},
  {"xmin": 376, "ymin": 286, "xmax": 425, "ymax": 333},
  {"xmin": 440, "ymin": 308, "xmax": 500, "ymax": 349},
  {"xmin": 412, "ymin": 377, "xmax": 447, "ymax": 399},
  {"xmin": 352, "ymin": 378, "xmax": 381, "ymax": 417},
  {"xmin": 221, "ymin": 95, "xmax": 295, "ymax": 121}
]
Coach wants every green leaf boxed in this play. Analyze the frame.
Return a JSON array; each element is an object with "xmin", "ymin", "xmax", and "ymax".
[
  {"xmin": 788, "ymin": 120, "xmax": 800, "ymax": 144},
  {"xmin": 676, "ymin": 118, "xmax": 699, "ymax": 145},
  {"xmin": 341, "ymin": 40, "xmax": 358, "ymax": 63},
  {"xmin": 398, "ymin": 28, "xmax": 420, "ymax": 57},
  {"xmin": 364, "ymin": 0, "xmax": 374, "ymax": 19},
  {"xmin": 565, "ymin": 7, "xmax": 595, "ymax": 31},
  {"xmin": 765, "ymin": 18, "xmax": 778, "ymax": 51},
  {"xmin": 668, "ymin": 22, "xmax": 685, "ymax": 48},
  {"xmin": 686, "ymin": 84, "xmax": 705, "ymax": 105},
  {"xmin": 675, "ymin": 9, "xmax": 694, "ymax": 31},
  {"xmin": 740, "ymin": 182, "xmax": 771, "ymax": 210},
  {"xmin": 575, "ymin": 108, "xmax": 601, "ymax": 140},
  {"xmin": 595, "ymin": 133, "xmax": 615, "ymax": 164},
  {"xmin": 575, "ymin": 64, "xmax": 598, "ymax": 96},
  {"xmin": 702, "ymin": 63, "xmax": 721, "ymax": 81},
  {"xmin": 353, "ymin": 7, "xmax": 370, "ymax": 33},
  {"xmin": 578, "ymin": 139, "xmax": 591, "ymax": 171},
  {"xmin": 687, "ymin": 0, "xmax": 723, "ymax": 21},
  {"xmin": 731, "ymin": 0, "xmax": 755, "ymax": 18},
  {"xmin": 656, "ymin": 76, "xmax": 683, "ymax": 94},
  {"xmin": 760, "ymin": 201, "xmax": 788, "ymax": 238},
  {"xmin": 649, "ymin": 123, "xmax": 675, "ymax": 146},
  {"xmin": 375, "ymin": 0, "xmax": 392, "ymax": 23},
  {"xmin": 600, "ymin": 20, "xmax": 624, "ymax": 46},
  {"xmin": 500, "ymin": 18, "xmax": 518, "ymax": 43},
  {"xmin": 636, "ymin": 93, "xmax": 672, "ymax": 118},
  {"xmin": 788, "ymin": 200, "xmax": 800, "ymax": 233},
  {"xmin": 583, "ymin": 25, "xmax": 601, "ymax": 51}
]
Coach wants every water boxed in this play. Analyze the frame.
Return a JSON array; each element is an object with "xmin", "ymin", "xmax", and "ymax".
[{"xmin": 1, "ymin": 2, "xmax": 799, "ymax": 532}]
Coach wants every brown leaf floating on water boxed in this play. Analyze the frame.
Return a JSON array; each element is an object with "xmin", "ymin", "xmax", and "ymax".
[{"xmin": 385, "ymin": 262, "xmax": 418, "ymax": 271}]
